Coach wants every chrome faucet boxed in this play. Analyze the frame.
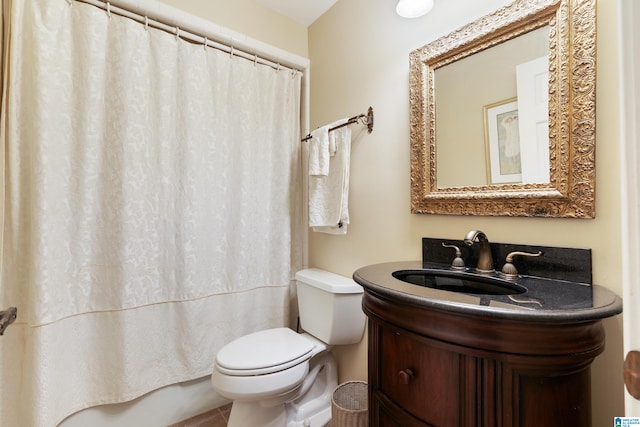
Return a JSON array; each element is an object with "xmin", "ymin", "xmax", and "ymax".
[{"xmin": 463, "ymin": 230, "xmax": 494, "ymax": 274}]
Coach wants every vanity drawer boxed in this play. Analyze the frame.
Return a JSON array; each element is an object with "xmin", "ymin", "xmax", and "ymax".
[{"xmin": 377, "ymin": 325, "xmax": 462, "ymax": 425}]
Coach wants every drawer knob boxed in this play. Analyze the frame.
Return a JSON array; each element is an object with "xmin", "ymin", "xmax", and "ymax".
[{"xmin": 398, "ymin": 368, "xmax": 415, "ymax": 384}]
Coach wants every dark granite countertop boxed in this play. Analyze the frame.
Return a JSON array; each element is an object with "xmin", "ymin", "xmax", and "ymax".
[{"xmin": 353, "ymin": 261, "xmax": 622, "ymax": 322}]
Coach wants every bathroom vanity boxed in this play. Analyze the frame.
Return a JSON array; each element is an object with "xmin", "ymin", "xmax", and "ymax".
[{"xmin": 353, "ymin": 240, "xmax": 622, "ymax": 427}]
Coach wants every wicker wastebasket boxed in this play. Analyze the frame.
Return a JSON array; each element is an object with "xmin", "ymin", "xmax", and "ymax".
[{"xmin": 330, "ymin": 381, "xmax": 368, "ymax": 427}]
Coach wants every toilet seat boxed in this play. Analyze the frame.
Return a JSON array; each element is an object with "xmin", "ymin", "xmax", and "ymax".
[{"xmin": 215, "ymin": 327, "xmax": 315, "ymax": 376}]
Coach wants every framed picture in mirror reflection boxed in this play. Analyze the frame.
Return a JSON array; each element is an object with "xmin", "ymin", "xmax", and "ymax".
[{"xmin": 484, "ymin": 98, "xmax": 522, "ymax": 184}]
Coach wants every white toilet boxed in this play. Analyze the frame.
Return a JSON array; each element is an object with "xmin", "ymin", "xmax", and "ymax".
[{"xmin": 211, "ymin": 268, "xmax": 366, "ymax": 427}]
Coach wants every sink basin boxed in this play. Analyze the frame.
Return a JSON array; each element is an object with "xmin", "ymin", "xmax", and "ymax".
[{"xmin": 392, "ymin": 269, "xmax": 526, "ymax": 296}]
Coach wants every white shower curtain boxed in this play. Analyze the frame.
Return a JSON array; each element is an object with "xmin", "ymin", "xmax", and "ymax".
[{"xmin": 0, "ymin": 0, "xmax": 304, "ymax": 425}]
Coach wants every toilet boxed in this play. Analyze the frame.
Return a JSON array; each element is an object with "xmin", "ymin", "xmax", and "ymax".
[{"xmin": 211, "ymin": 268, "xmax": 366, "ymax": 427}]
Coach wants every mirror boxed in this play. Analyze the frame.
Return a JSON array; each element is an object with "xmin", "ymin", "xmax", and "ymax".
[
  {"xmin": 409, "ymin": 0, "xmax": 596, "ymax": 217},
  {"xmin": 435, "ymin": 26, "xmax": 550, "ymax": 188}
]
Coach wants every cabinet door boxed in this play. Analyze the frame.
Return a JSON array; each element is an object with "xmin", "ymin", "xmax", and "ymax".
[
  {"xmin": 376, "ymin": 325, "xmax": 462, "ymax": 425},
  {"xmin": 503, "ymin": 364, "xmax": 593, "ymax": 426}
]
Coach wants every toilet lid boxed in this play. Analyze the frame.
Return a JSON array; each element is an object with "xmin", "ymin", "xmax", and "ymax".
[{"xmin": 215, "ymin": 327, "xmax": 315, "ymax": 376}]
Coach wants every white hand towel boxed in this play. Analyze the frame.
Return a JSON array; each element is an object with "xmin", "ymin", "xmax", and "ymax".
[
  {"xmin": 308, "ymin": 124, "xmax": 331, "ymax": 176},
  {"xmin": 307, "ymin": 118, "xmax": 347, "ymax": 176},
  {"xmin": 309, "ymin": 119, "xmax": 351, "ymax": 234}
]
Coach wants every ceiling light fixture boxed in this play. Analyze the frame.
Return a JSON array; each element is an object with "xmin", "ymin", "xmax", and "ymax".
[{"xmin": 396, "ymin": 0, "xmax": 434, "ymax": 18}]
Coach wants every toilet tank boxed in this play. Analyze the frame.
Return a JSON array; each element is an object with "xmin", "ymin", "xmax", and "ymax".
[{"xmin": 295, "ymin": 268, "xmax": 366, "ymax": 345}]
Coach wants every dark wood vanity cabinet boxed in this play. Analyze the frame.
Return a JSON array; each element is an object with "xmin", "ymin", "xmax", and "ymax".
[{"xmin": 363, "ymin": 291, "xmax": 606, "ymax": 427}]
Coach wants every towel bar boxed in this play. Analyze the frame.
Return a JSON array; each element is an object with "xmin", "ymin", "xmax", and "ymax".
[{"xmin": 302, "ymin": 106, "xmax": 374, "ymax": 142}]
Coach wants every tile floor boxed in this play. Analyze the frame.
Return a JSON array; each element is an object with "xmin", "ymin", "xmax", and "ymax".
[
  {"xmin": 169, "ymin": 404, "xmax": 335, "ymax": 427},
  {"xmin": 168, "ymin": 404, "xmax": 232, "ymax": 427}
]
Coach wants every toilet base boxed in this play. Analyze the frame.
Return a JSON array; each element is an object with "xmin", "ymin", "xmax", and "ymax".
[{"xmin": 227, "ymin": 353, "xmax": 337, "ymax": 427}]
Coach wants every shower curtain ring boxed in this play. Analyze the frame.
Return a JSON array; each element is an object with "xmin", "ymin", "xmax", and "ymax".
[
  {"xmin": 106, "ymin": 2, "xmax": 111, "ymax": 18},
  {"xmin": 144, "ymin": 16, "xmax": 149, "ymax": 31}
]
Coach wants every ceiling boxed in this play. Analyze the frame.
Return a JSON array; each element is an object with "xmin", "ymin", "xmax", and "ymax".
[{"xmin": 255, "ymin": 0, "xmax": 339, "ymax": 27}]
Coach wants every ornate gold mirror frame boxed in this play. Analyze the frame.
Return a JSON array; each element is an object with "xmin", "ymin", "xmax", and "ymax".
[{"xmin": 409, "ymin": 0, "xmax": 596, "ymax": 217}]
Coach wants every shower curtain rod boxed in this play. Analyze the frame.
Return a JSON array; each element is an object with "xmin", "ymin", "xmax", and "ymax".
[
  {"xmin": 301, "ymin": 106, "xmax": 374, "ymax": 142},
  {"xmin": 74, "ymin": 0, "xmax": 306, "ymax": 73}
]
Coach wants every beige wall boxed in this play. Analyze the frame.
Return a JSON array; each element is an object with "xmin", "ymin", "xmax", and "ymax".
[
  {"xmin": 308, "ymin": 0, "xmax": 625, "ymax": 425},
  {"xmin": 157, "ymin": 0, "xmax": 308, "ymax": 57}
]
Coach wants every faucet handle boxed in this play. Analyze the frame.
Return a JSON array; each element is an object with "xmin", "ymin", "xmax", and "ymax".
[
  {"xmin": 501, "ymin": 251, "xmax": 543, "ymax": 279},
  {"xmin": 442, "ymin": 243, "xmax": 466, "ymax": 270}
]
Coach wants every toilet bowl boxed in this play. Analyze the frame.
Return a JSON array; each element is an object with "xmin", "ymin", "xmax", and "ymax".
[{"xmin": 211, "ymin": 268, "xmax": 366, "ymax": 427}]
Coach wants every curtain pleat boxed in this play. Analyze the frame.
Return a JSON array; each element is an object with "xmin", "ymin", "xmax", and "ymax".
[{"xmin": 0, "ymin": 0, "xmax": 303, "ymax": 425}]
